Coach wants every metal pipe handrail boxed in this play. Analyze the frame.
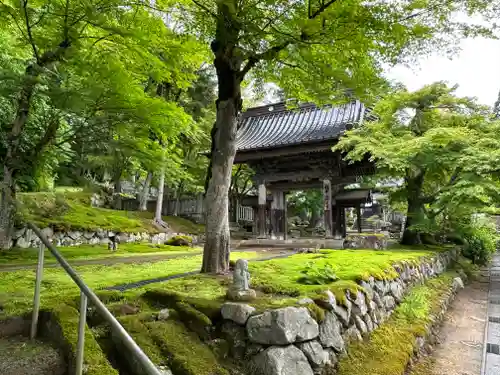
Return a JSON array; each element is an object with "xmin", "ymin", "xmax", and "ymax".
[{"xmin": 28, "ymin": 222, "xmax": 162, "ymax": 375}]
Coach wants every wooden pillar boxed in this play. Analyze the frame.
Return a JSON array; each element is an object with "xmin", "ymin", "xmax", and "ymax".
[
  {"xmin": 257, "ymin": 183, "xmax": 267, "ymax": 238},
  {"xmin": 341, "ymin": 208, "xmax": 347, "ymax": 237},
  {"xmin": 270, "ymin": 191, "xmax": 286, "ymax": 240},
  {"xmin": 323, "ymin": 180, "xmax": 333, "ymax": 238},
  {"xmin": 356, "ymin": 204, "xmax": 362, "ymax": 233},
  {"xmin": 332, "ymin": 185, "xmax": 342, "ymax": 239},
  {"xmin": 283, "ymin": 192, "xmax": 288, "ymax": 240}
]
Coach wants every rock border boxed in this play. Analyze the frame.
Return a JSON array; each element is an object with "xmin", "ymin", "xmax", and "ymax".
[
  {"xmin": 219, "ymin": 249, "xmax": 459, "ymax": 375},
  {"xmin": 10, "ymin": 226, "xmax": 201, "ymax": 249}
]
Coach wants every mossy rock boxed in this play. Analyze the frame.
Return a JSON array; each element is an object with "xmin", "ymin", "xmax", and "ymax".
[
  {"xmin": 174, "ymin": 301, "xmax": 212, "ymax": 339},
  {"xmin": 142, "ymin": 290, "xmax": 223, "ymax": 322},
  {"xmin": 166, "ymin": 235, "xmax": 193, "ymax": 246},
  {"xmin": 146, "ymin": 320, "xmax": 229, "ymax": 375},
  {"xmin": 45, "ymin": 304, "xmax": 118, "ymax": 375},
  {"xmin": 117, "ymin": 316, "xmax": 168, "ymax": 372}
]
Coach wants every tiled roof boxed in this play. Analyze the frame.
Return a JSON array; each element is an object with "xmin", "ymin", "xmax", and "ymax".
[{"xmin": 236, "ymin": 100, "xmax": 370, "ymax": 151}]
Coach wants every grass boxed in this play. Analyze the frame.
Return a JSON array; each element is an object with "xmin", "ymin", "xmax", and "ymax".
[
  {"xmin": 0, "ymin": 251, "xmax": 261, "ymax": 317},
  {"xmin": 336, "ymin": 271, "xmax": 456, "ymax": 375},
  {"xmin": 247, "ymin": 248, "xmax": 436, "ymax": 299},
  {"xmin": 51, "ymin": 304, "xmax": 118, "ymax": 375},
  {"xmin": 16, "ymin": 191, "xmax": 204, "ymax": 234},
  {"xmin": 0, "ymin": 243, "xmax": 201, "ymax": 266}
]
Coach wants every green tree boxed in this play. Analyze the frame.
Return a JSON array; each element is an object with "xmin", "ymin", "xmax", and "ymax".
[
  {"xmin": 0, "ymin": 0, "xmax": 204, "ymax": 247},
  {"xmin": 180, "ymin": 0, "xmax": 498, "ymax": 273},
  {"xmin": 335, "ymin": 82, "xmax": 500, "ymax": 244}
]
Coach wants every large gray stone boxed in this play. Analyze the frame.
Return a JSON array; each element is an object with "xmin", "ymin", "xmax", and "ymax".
[
  {"xmin": 319, "ymin": 311, "xmax": 345, "ymax": 352},
  {"xmin": 16, "ymin": 236, "xmax": 30, "ymax": 249},
  {"xmin": 383, "ymin": 295, "xmax": 396, "ymax": 310},
  {"xmin": 314, "ymin": 290, "xmax": 337, "ymax": 310},
  {"xmin": 354, "ymin": 315, "xmax": 368, "ymax": 334},
  {"xmin": 246, "ymin": 307, "xmax": 319, "ymax": 345},
  {"xmin": 359, "ymin": 281, "xmax": 374, "ymax": 300},
  {"xmin": 374, "ymin": 280, "xmax": 389, "ymax": 296},
  {"xmin": 372, "ymin": 291, "xmax": 383, "ymax": 308},
  {"xmin": 343, "ymin": 325, "xmax": 362, "ymax": 343},
  {"xmin": 333, "ymin": 298, "xmax": 351, "ymax": 327},
  {"xmin": 390, "ymin": 281, "xmax": 404, "ymax": 302},
  {"xmin": 252, "ymin": 346, "xmax": 314, "ymax": 375},
  {"xmin": 41, "ymin": 227, "xmax": 53, "ymax": 239},
  {"xmin": 67, "ymin": 231, "xmax": 82, "ymax": 240},
  {"xmin": 350, "ymin": 291, "xmax": 368, "ymax": 316},
  {"xmin": 363, "ymin": 314, "xmax": 374, "ymax": 332},
  {"xmin": 221, "ymin": 303, "xmax": 255, "ymax": 325},
  {"xmin": 452, "ymin": 277, "xmax": 464, "ymax": 290},
  {"xmin": 296, "ymin": 340, "xmax": 329, "ymax": 369}
]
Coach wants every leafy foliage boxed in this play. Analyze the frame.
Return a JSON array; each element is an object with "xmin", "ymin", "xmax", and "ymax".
[
  {"xmin": 336, "ymin": 83, "xmax": 500, "ymax": 244},
  {"xmin": 298, "ymin": 261, "xmax": 338, "ymax": 285}
]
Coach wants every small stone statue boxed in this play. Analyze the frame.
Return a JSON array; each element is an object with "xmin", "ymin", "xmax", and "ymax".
[{"xmin": 226, "ymin": 259, "xmax": 256, "ymax": 302}]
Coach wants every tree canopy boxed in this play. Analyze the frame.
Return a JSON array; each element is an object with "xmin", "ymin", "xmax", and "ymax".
[{"xmin": 335, "ymin": 82, "xmax": 500, "ymax": 244}]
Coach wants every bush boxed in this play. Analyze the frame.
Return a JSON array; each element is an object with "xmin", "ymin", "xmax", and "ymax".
[
  {"xmin": 460, "ymin": 216, "xmax": 498, "ymax": 266},
  {"xmin": 166, "ymin": 235, "xmax": 193, "ymax": 246},
  {"xmin": 297, "ymin": 262, "xmax": 338, "ymax": 285}
]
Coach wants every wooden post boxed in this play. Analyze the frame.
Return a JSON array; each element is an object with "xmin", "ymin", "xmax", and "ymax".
[
  {"xmin": 356, "ymin": 204, "xmax": 362, "ymax": 233},
  {"xmin": 323, "ymin": 180, "xmax": 333, "ymax": 238},
  {"xmin": 283, "ymin": 192, "xmax": 288, "ymax": 240},
  {"xmin": 270, "ymin": 191, "xmax": 286, "ymax": 239},
  {"xmin": 257, "ymin": 183, "xmax": 267, "ymax": 238}
]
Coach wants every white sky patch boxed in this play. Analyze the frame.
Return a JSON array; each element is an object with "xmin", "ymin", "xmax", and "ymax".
[{"xmin": 387, "ymin": 37, "xmax": 500, "ymax": 107}]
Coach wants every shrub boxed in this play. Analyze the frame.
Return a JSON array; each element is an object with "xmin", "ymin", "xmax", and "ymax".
[
  {"xmin": 460, "ymin": 216, "xmax": 498, "ymax": 266},
  {"xmin": 297, "ymin": 262, "xmax": 338, "ymax": 285},
  {"xmin": 166, "ymin": 235, "xmax": 193, "ymax": 246}
]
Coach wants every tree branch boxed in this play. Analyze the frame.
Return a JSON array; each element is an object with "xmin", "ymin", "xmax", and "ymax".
[
  {"xmin": 22, "ymin": 0, "xmax": 40, "ymax": 61},
  {"xmin": 239, "ymin": 41, "xmax": 291, "ymax": 79},
  {"xmin": 191, "ymin": 0, "xmax": 217, "ymax": 18},
  {"xmin": 309, "ymin": 0, "xmax": 341, "ymax": 19}
]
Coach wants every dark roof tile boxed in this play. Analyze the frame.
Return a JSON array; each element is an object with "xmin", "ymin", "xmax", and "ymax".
[{"xmin": 236, "ymin": 100, "xmax": 369, "ymax": 151}]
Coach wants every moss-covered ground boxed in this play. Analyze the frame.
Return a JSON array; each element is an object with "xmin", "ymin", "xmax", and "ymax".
[
  {"xmin": 0, "ymin": 251, "xmax": 261, "ymax": 317},
  {"xmin": 0, "ymin": 243, "xmax": 201, "ymax": 266},
  {"xmin": 336, "ymin": 270, "xmax": 459, "ymax": 375},
  {"xmin": 0, "ymin": 243, "xmax": 456, "ymax": 375},
  {"xmin": 16, "ymin": 191, "xmax": 204, "ymax": 234}
]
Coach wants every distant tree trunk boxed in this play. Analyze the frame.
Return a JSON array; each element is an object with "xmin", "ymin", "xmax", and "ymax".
[
  {"xmin": 138, "ymin": 172, "xmax": 153, "ymax": 211},
  {"xmin": 309, "ymin": 209, "xmax": 321, "ymax": 228},
  {"xmin": 155, "ymin": 167, "xmax": 165, "ymax": 223},
  {"xmin": 401, "ymin": 169, "xmax": 425, "ymax": 245}
]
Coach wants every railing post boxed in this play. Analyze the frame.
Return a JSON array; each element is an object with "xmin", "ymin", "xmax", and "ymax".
[
  {"xmin": 75, "ymin": 292, "xmax": 87, "ymax": 375},
  {"xmin": 31, "ymin": 242, "xmax": 45, "ymax": 340}
]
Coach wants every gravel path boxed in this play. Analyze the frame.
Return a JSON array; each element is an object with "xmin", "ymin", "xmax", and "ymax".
[
  {"xmin": 0, "ymin": 336, "xmax": 65, "ymax": 375},
  {"xmin": 410, "ymin": 277, "xmax": 488, "ymax": 375}
]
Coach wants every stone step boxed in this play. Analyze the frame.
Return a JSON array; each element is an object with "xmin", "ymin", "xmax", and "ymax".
[{"xmin": 0, "ymin": 336, "xmax": 66, "ymax": 375}]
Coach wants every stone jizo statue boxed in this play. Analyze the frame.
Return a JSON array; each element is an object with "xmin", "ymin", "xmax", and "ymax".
[{"xmin": 227, "ymin": 259, "xmax": 256, "ymax": 301}]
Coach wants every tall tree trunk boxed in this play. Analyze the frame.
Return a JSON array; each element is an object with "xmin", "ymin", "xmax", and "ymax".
[
  {"xmin": 201, "ymin": 1, "xmax": 243, "ymax": 273},
  {"xmin": 138, "ymin": 172, "xmax": 153, "ymax": 211},
  {"xmin": 155, "ymin": 167, "xmax": 166, "ymax": 223},
  {"xmin": 401, "ymin": 169, "xmax": 425, "ymax": 245},
  {"xmin": 0, "ymin": 167, "xmax": 16, "ymax": 249}
]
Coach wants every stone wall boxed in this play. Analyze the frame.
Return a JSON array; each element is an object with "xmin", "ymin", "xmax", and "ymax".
[
  {"xmin": 342, "ymin": 233, "xmax": 389, "ymax": 250},
  {"xmin": 218, "ymin": 249, "xmax": 458, "ymax": 375},
  {"xmin": 11, "ymin": 226, "xmax": 202, "ymax": 249}
]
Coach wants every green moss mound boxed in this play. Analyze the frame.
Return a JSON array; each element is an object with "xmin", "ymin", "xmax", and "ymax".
[
  {"xmin": 50, "ymin": 304, "xmax": 118, "ymax": 375},
  {"xmin": 336, "ymin": 272, "xmax": 456, "ymax": 375},
  {"xmin": 165, "ymin": 235, "xmax": 193, "ymax": 246},
  {"xmin": 146, "ymin": 320, "xmax": 229, "ymax": 375},
  {"xmin": 16, "ymin": 191, "xmax": 205, "ymax": 234}
]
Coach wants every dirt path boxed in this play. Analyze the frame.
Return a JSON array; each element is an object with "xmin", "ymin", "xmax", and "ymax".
[{"xmin": 411, "ymin": 278, "xmax": 488, "ymax": 375}]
